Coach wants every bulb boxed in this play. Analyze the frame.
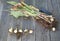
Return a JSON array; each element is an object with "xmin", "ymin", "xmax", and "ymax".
[
  {"xmin": 52, "ymin": 27, "xmax": 56, "ymax": 31},
  {"xmin": 29, "ymin": 30, "xmax": 33, "ymax": 34},
  {"xmin": 19, "ymin": 29, "xmax": 23, "ymax": 33},
  {"xmin": 9, "ymin": 27, "xmax": 13, "ymax": 33},
  {"xmin": 24, "ymin": 29, "xmax": 28, "ymax": 32},
  {"xmin": 14, "ymin": 28, "xmax": 18, "ymax": 33},
  {"xmin": 50, "ymin": 18, "xmax": 54, "ymax": 22}
]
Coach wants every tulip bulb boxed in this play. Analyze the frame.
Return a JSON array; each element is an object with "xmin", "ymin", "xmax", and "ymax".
[
  {"xmin": 52, "ymin": 27, "xmax": 56, "ymax": 31},
  {"xmin": 14, "ymin": 28, "xmax": 18, "ymax": 33},
  {"xmin": 24, "ymin": 29, "xmax": 28, "ymax": 32},
  {"xmin": 8, "ymin": 27, "xmax": 13, "ymax": 33},
  {"xmin": 19, "ymin": 29, "xmax": 23, "ymax": 33},
  {"xmin": 29, "ymin": 30, "xmax": 33, "ymax": 34}
]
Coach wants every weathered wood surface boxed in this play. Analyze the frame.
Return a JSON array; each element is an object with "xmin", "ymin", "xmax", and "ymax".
[{"xmin": 0, "ymin": 0, "xmax": 60, "ymax": 41}]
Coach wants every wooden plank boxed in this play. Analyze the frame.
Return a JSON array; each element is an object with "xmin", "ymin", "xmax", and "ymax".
[
  {"xmin": 35, "ymin": 0, "xmax": 48, "ymax": 9},
  {"xmin": 1, "ymin": 12, "xmax": 22, "ymax": 41},
  {"xmin": 0, "ymin": 1, "xmax": 3, "ymax": 20},
  {"xmin": 49, "ymin": 0, "xmax": 60, "ymax": 41},
  {"xmin": 22, "ymin": 0, "xmax": 36, "ymax": 41},
  {"xmin": 21, "ymin": 17, "xmax": 35, "ymax": 41},
  {"xmin": 1, "ymin": 12, "xmax": 11, "ymax": 41},
  {"xmin": 24, "ymin": 0, "xmax": 33, "ymax": 5},
  {"xmin": 0, "ymin": 1, "xmax": 3, "ymax": 41},
  {"xmin": 1, "ymin": 0, "xmax": 36, "ymax": 41},
  {"xmin": 35, "ymin": 0, "xmax": 51, "ymax": 41},
  {"xmin": 47, "ymin": 0, "xmax": 53, "ymax": 12},
  {"xmin": 46, "ymin": 0, "xmax": 54, "ymax": 41},
  {"xmin": 0, "ymin": 0, "xmax": 21, "ymax": 41}
]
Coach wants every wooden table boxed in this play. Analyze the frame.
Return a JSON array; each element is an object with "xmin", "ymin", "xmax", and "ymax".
[{"xmin": 0, "ymin": 0, "xmax": 60, "ymax": 41}]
